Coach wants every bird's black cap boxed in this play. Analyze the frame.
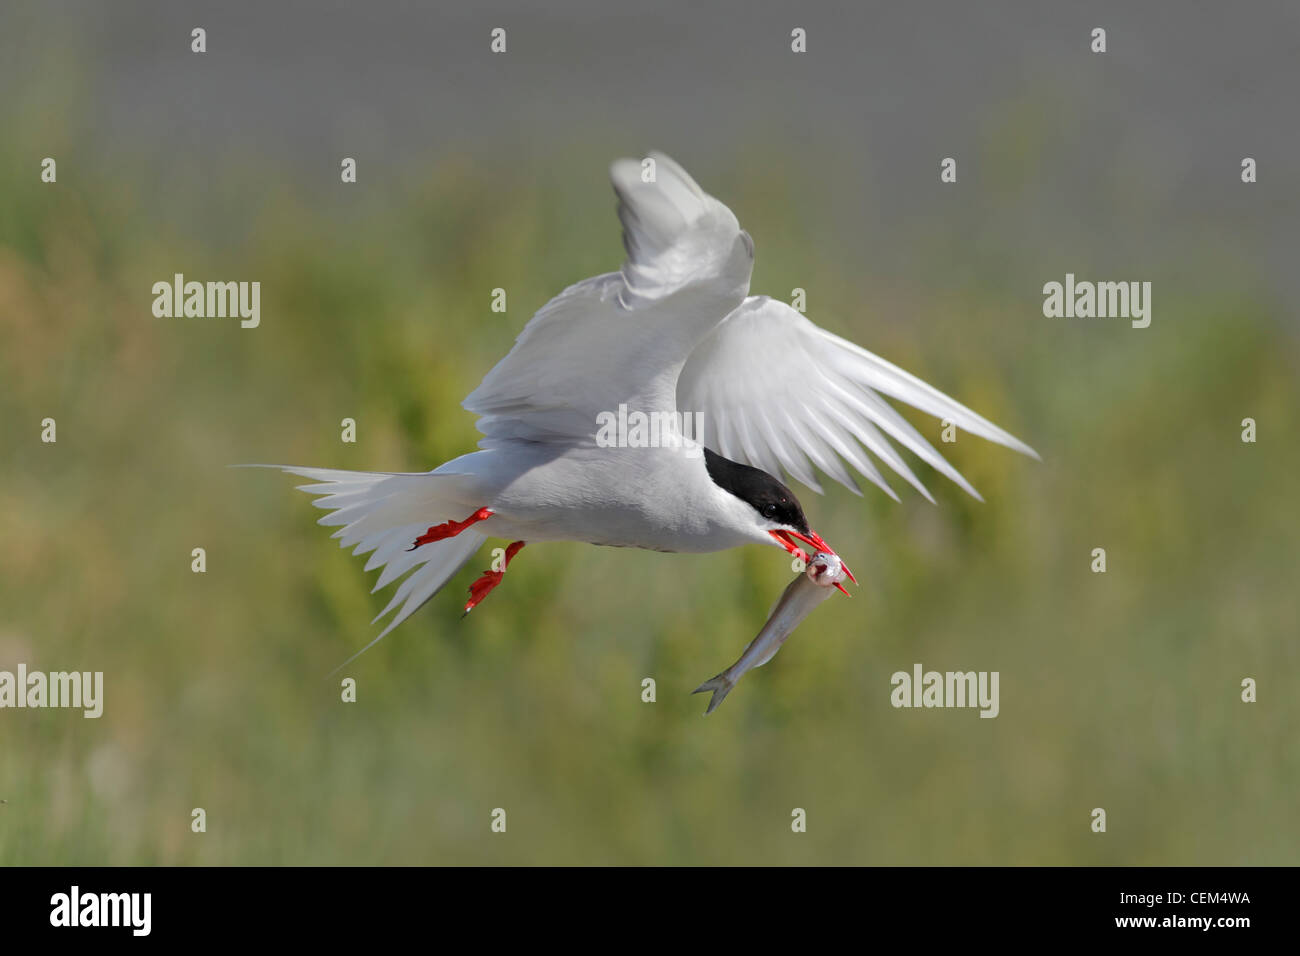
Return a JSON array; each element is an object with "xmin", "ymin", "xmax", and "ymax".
[{"xmin": 703, "ymin": 447, "xmax": 809, "ymax": 533}]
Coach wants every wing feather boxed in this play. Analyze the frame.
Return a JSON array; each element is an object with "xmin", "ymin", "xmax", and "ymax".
[
  {"xmin": 677, "ymin": 297, "xmax": 1037, "ymax": 501},
  {"xmin": 464, "ymin": 153, "xmax": 752, "ymax": 445}
]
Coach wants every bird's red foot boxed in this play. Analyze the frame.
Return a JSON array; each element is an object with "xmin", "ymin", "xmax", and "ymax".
[
  {"xmin": 463, "ymin": 540, "xmax": 525, "ymax": 615},
  {"xmin": 409, "ymin": 507, "xmax": 494, "ymax": 550}
]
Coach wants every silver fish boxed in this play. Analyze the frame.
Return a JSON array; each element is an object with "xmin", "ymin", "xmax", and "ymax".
[{"xmin": 693, "ymin": 551, "xmax": 849, "ymax": 714}]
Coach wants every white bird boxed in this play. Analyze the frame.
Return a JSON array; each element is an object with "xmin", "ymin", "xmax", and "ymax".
[{"xmin": 254, "ymin": 152, "xmax": 1037, "ymax": 675}]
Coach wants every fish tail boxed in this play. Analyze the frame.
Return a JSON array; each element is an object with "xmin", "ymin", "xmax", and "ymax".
[{"xmin": 691, "ymin": 673, "xmax": 736, "ymax": 715}]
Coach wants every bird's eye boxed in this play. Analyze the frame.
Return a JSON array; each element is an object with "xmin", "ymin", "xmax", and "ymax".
[{"xmin": 763, "ymin": 504, "xmax": 778, "ymax": 518}]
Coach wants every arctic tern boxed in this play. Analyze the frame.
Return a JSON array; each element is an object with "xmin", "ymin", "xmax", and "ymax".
[{"xmin": 252, "ymin": 153, "xmax": 1037, "ymax": 678}]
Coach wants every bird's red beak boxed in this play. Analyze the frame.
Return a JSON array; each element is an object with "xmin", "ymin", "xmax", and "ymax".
[{"xmin": 768, "ymin": 528, "xmax": 857, "ymax": 592}]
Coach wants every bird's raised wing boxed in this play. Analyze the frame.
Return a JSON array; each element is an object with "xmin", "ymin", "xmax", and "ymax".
[
  {"xmin": 676, "ymin": 296, "xmax": 1038, "ymax": 501},
  {"xmin": 464, "ymin": 152, "xmax": 753, "ymax": 444}
]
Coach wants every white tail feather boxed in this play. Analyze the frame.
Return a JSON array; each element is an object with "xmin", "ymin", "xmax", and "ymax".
[{"xmin": 237, "ymin": 465, "xmax": 485, "ymax": 671}]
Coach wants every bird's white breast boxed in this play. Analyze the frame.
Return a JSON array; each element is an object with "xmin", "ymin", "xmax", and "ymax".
[{"xmin": 463, "ymin": 442, "xmax": 766, "ymax": 553}]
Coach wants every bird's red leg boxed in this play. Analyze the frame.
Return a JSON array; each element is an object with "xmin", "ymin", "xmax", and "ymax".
[
  {"xmin": 463, "ymin": 541, "xmax": 526, "ymax": 616},
  {"xmin": 408, "ymin": 507, "xmax": 494, "ymax": 551}
]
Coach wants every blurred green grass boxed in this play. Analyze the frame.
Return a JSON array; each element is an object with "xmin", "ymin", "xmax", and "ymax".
[{"xmin": 1, "ymin": 124, "xmax": 1298, "ymax": 865}]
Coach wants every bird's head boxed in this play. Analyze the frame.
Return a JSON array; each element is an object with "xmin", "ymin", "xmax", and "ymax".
[{"xmin": 702, "ymin": 447, "xmax": 855, "ymax": 586}]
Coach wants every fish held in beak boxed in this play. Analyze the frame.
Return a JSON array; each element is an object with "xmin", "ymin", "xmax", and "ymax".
[
  {"xmin": 767, "ymin": 529, "xmax": 857, "ymax": 585},
  {"xmin": 692, "ymin": 551, "xmax": 850, "ymax": 715}
]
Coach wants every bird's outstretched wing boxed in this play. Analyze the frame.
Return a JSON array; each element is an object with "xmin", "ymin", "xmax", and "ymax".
[
  {"xmin": 676, "ymin": 296, "xmax": 1038, "ymax": 501},
  {"xmin": 611, "ymin": 152, "xmax": 752, "ymax": 310},
  {"xmin": 464, "ymin": 152, "xmax": 753, "ymax": 445}
]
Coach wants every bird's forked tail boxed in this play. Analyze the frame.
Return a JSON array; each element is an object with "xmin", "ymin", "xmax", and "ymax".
[{"xmin": 240, "ymin": 464, "xmax": 488, "ymax": 672}]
